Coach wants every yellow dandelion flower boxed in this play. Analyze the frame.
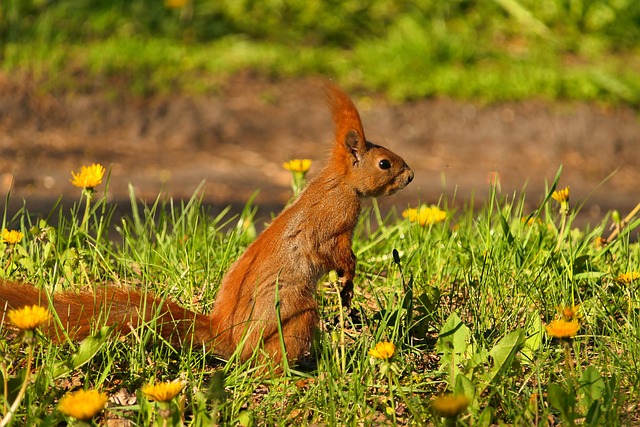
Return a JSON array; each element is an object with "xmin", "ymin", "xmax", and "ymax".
[
  {"xmin": 142, "ymin": 380, "xmax": 185, "ymax": 402},
  {"xmin": 7, "ymin": 305, "xmax": 50, "ymax": 331},
  {"xmin": 402, "ymin": 206, "xmax": 447, "ymax": 226},
  {"xmin": 403, "ymin": 208, "xmax": 416, "ymax": 220},
  {"xmin": 283, "ymin": 159, "xmax": 312, "ymax": 174},
  {"xmin": 70, "ymin": 163, "xmax": 105, "ymax": 189},
  {"xmin": 368, "ymin": 341, "xmax": 396, "ymax": 360},
  {"xmin": 58, "ymin": 389, "xmax": 108, "ymax": 421},
  {"xmin": 551, "ymin": 186, "xmax": 570, "ymax": 203},
  {"xmin": 431, "ymin": 394, "xmax": 470, "ymax": 418},
  {"xmin": 2, "ymin": 229, "xmax": 24, "ymax": 245},
  {"xmin": 616, "ymin": 272, "xmax": 640, "ymax": 285},
  {"xmin": 545, "ymin": 319, "xmax": 580, "ymax": 339},
  {"xmin": 558, "ymin": 305, "xmax": 581, "ymax": 321},
  {"xmin": 419, "ymin": 207, "xmax": 447, "ymax": 225}
]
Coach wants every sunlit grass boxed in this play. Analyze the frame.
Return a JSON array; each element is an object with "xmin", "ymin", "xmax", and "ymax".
[
  {"xmin": 3, "ymin": 0, "xmax": 640, "ymax": 105},
  {"xmin": 3, "ymin": 34, "xmax": 639, "ymax": 105},
  {"xmin": 0, "ymin": 163, "xmax": 638, "ymax": 424}
]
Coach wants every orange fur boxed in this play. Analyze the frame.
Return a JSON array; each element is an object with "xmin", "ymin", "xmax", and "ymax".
[{"xmin": 0, "ymin": 83, "xmax": 413, "ymax": 365}]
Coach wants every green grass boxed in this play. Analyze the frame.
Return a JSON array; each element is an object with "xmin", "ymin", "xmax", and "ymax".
[
  {"xmin": 2, "ymin": 0, "xmax": 640, "ymax": 104},
  {"xmin": 0, "ymin": 168, "xmax": 639, "ymax": 425}
]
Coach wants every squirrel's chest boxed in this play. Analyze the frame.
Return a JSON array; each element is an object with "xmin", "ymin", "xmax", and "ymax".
[
  {"xmin": 286, "ymin": 227, "xmax": 353, "ymax": 277},
  {"xmin": 275, "ymin": 194, "xmax": 359, "ymax": 278}
]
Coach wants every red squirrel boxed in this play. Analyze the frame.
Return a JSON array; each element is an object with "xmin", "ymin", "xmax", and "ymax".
[{"xmin": 0, "ymin": 83, "xmax": 413, "ymax": 365}]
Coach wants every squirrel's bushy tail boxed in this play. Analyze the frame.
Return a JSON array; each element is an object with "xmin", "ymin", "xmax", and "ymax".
[{"xmin": 0, "ymin": 280, "xmax": 215, "ymax": 347}]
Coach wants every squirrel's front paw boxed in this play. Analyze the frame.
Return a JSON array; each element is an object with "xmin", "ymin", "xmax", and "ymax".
[{"xmin": 339, "ymin": 280, "xmax": 354, "ymax": 309}]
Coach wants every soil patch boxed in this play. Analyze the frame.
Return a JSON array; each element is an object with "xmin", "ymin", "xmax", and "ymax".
[{"xmin": 1, "ymin": 74, "xmax": 639, "ymax": 233}]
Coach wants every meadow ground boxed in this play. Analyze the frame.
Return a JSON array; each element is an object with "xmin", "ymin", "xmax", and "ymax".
[
  {"xmin": 3, "ymin": 2, "xmax": 640, "ymax": 423},
  {"xmin": 0, "ymin": 74, "xmax": 639, "ymax": 425}
]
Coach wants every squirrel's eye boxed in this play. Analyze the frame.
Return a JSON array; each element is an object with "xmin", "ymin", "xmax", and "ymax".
[{"xmin": 378, "ymin": 159, "xmax": 391, "ymax": 170}]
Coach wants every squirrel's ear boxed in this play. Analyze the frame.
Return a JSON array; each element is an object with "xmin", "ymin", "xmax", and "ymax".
[
  {"xmin": 345, "ymin": 129, "xmax": 364, "ymax": 165},
  {"xmin": 325, "ymin": 81, "xmax": 367, "ymax": 165}
]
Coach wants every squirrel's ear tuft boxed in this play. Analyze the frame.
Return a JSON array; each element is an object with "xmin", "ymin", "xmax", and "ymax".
[{"xmin": 325, "ymin": 81, "xmax": 366, "ymax": 154}]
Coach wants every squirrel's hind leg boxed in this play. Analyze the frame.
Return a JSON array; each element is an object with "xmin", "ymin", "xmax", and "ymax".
[{"xmin": 241, "ymin": 301, "xmax": 319, "ymax": 366}]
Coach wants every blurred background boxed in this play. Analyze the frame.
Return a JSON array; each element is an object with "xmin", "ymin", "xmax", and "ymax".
[{"xmin": 1, "ymin": 0, "xmax": 639, "ymax": 226}]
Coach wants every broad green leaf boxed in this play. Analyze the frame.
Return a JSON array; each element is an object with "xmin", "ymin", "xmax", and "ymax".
[
  {"xmin": 487, "ymin": 329, "xmax": 525, "ymax": 382},
  {"xmin": 573, "ymin": 272, "xmax": 606, "ymax": 280},
  {"xmin": 237, "ymin": 410, "xmax": 252, "ymax": 427},
  {"xmin": 436, "ymin": 312, "xmax": 471, "ymax": 382},
  {"xmin": 52, "ymin": 326, "xmax": 113, "ymax": 378},
  {"xmin": 466, "ymin": 343, "xmax": 489, "ymax": 370},
  {"xmin": 521, "ymin": 315, "xmax": 543, "ymax": 363},
  {"xmin": 454, "ymin": 374, "xmax": 476, "ymax": 406},
  {"xmin": 547, "ymin": 383, "xmax": 571, "ymax": 419},
  {"xmin": 477, "ymin": 405, "xmax": 493, "ymax": 427},
  {"xmin": 436, "ymin": 312, "xmax": 470, "ymax": 356},
  {"xmin": 579, "ymin": 366, "xmax": 605, "ymax": 408}
]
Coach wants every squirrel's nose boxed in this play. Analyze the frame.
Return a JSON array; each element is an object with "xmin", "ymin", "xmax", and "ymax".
[{"xmin": 406, "ymin": 170, "xmax": 414, "ymax": 183}]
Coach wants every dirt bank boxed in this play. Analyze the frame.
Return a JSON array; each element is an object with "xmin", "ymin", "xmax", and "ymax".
[{"xmin": 1, "ymin": 74, "xmax": 639, "ymax": 232}]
